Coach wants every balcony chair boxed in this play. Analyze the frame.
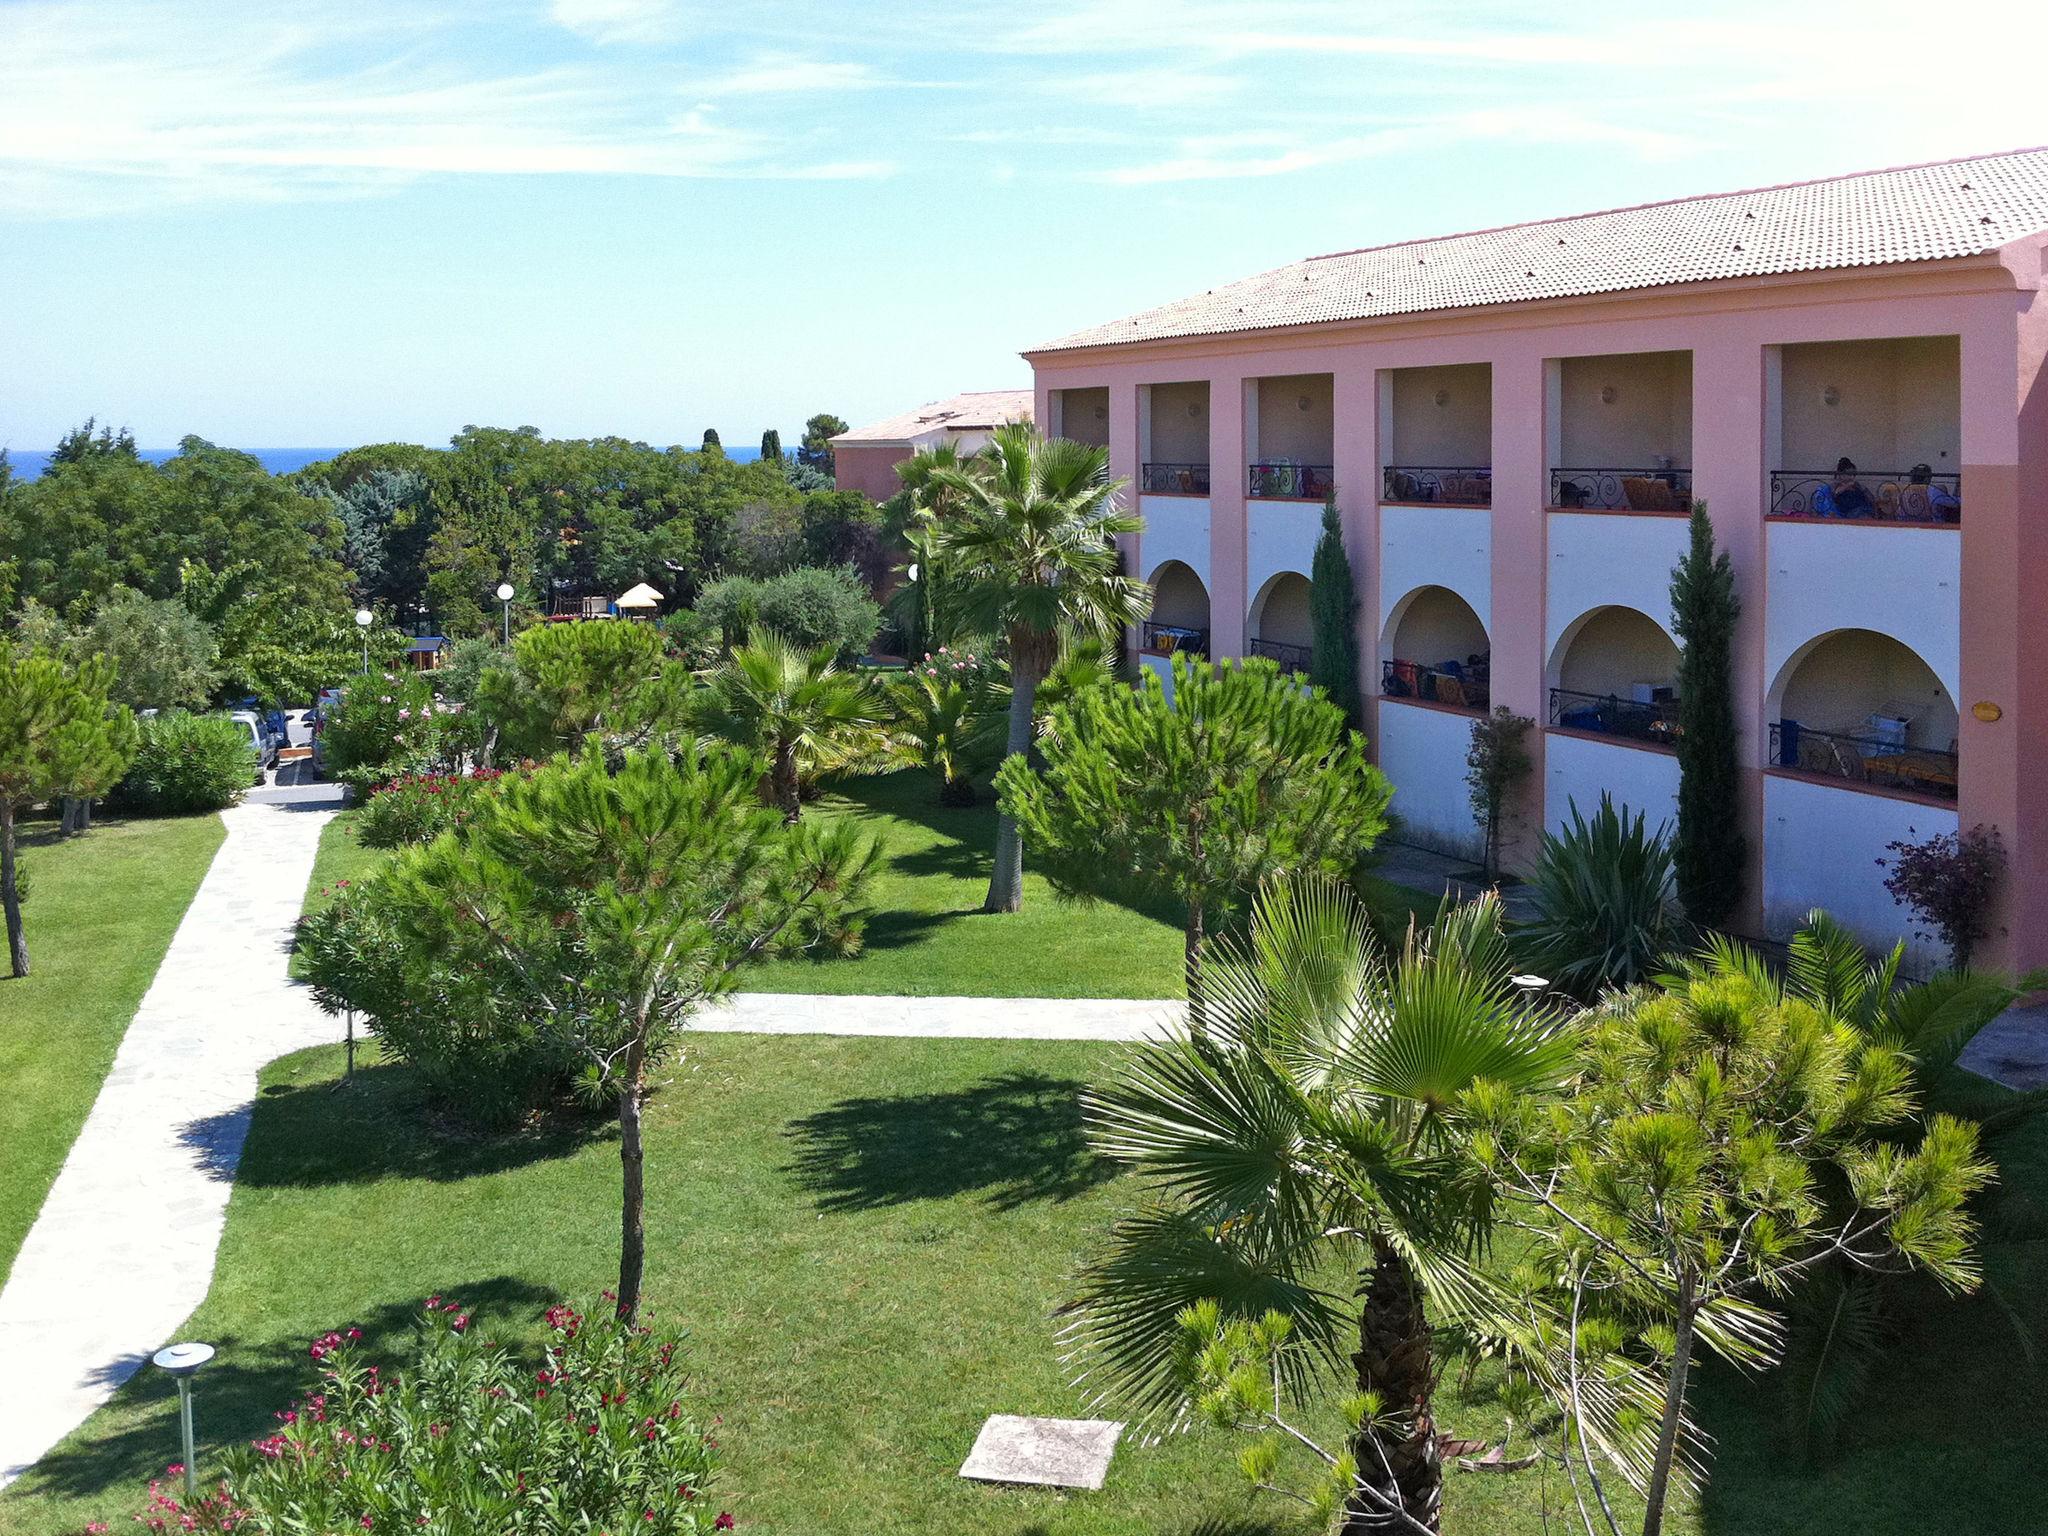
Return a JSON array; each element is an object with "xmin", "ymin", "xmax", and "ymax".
[{"xmin": 1622, "ymin": 476, "xmax": 1681, "ymax": 512}]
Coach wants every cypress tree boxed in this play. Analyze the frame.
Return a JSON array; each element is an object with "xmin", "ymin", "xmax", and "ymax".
[
  {"xmin": 1307, "ymin": 490, "xmax": 1361, "ymax": 725},
  {"xmin": 701, "ymin": 428, "xmax": 722, "ymax": 453},
  {"xmin": 760, "ymin": 428, "xmax": 783, "ymax": 463},
  {"xmin": 1670, "ymin": 501, "xmax": 1744, "ymax": 926}
]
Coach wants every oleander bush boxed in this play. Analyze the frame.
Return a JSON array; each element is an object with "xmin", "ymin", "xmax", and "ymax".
[
  {"xmin": 355, "ymin": 769, "xmax": 506, "ymax": 849},
  {"xmin": 118, "ymin": 1300, "xmax": 729, "ymax": 1535},
  {"xmin": 114, "ymin": 710, "xmax": 254, "ymax": 814},
  {"xmin": 321, "ymin": 671, "xmax": 461, "ymax": 790}
]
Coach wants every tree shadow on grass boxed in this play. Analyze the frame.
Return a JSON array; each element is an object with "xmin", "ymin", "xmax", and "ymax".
[
  {"xmin": 8, "ymin": 1277, "xmax": 557, "ymax": 1512},
  {"xmin": 785, "ymin": 1072, "xmax": 1117, "ymax": 1213},
  {"xmin": 217, "ymin": 1060, "xmax": 604, "ymax": 1190}
]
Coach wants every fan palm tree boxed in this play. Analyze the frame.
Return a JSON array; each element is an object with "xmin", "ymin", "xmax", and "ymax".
[
  {"xmin": 696, "ymin": 628, "xmax": 878, "ymax": 821},
  {"xmin": 925, "ymin": 424, "xmax": 1146, "ymax": 912},
  {"xmin": 1062, "ymin": 877, "xmax": 1576, "ymax": 1532},
  {"xmin": 887, "ymin": 440, "xmax": 979, "ymax": 659}
]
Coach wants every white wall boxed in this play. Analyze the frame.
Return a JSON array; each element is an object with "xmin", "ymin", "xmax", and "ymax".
[
  {"xmin": 1140, "ymin": 496, "xmax": 1214, "ymax": 589},
  {"xmin": 1545, "ymin": 513, "xmax": 1686, "ymax": 665},
  {"xmin": 1763, "ymin": 774, "xmax": 1956, "ymax": 973},
  {"xmin": 1544, "ymin": 733, "xmax": 1681, "ymax": 836},
  {"xmin": 1247, "ymin": 497, "xmax": 1321, "ymax": 603},
  {"xmin": 1388, "ymin": 363, "xmax": 1492, "ymax": 465},
  {"xmin": 1378, "ymin": 503, "xmax": 1491, "ymax": 637},
  {"xmin": 1379, "ymin": 700, "xmax": 1484, "ymax": 860},
  {"xmin": 1764, "ymin": 521, "xmax": 1960, "ymax": 707},
  {"xmin": 1254, "ymin": 374, "xmax": 1334, "ymax": 464},
  {"xmin": 1147, "ymin": 382, "xmax": 1210, "ymax": 464},
  {"xmin": 1139, "ymin": 650, "xmax": 1176, "ymax": 703}
]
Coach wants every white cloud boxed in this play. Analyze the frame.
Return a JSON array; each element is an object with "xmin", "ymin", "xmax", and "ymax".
[
  {"xmin": 547, "ymin": 0, "xmax": 687, "ymax": 46},
  {"xmin": 703, "ymin": 56, "xmax": 884, "ymax": 95}
]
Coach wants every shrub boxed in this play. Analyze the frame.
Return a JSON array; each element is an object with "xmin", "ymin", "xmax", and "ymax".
[
  {"xmin": 313, "ymin": 880, "xmax": 578, "ymax": 1125},
  {"xmin": 115, "ymin": 711, "xmax": 253, "ymax": 814},
  {"xmin": 696, "ymin": 566, "xmax": 880, "ymax": 660},
  {"xmin": 1465, "ymin": 706, "xmax": 1534, "ymax": 882},
  {"xmin": 355, "ymin": 770, "xmax": 505, "ymax": 849},
  {"xmin": 1882, "ymin": 822, "xmax": 2005, "ymax": 967},
  {"xmin": 1518, "ymin": 793, "xmax": 1680, "ymax": 1000},
  {"xmin": 321, "ymin": 670, "xmax": 459, "ymax": 787},
  {"xmin": 114, "ymin": 1301, "xmax": 729, "ymax": 1534}
]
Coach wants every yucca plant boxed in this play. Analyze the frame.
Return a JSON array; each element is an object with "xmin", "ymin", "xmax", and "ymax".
[
  {"xmin": 1518, "ymin": 794, "xmax": 1680, "ymax": 1000},
  {"xmin": 1670, "ymin": 911, "xmax": 2048, "ymax": 1456},
  {"xmin": 1061, "ymin": 877, "xmax": 1576, "ymax": 1532}
]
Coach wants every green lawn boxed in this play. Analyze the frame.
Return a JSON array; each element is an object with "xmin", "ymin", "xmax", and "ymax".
[
  {"xmin": 0, "ymin": 812, "xmax": 225, "ymax": 1288},
  {"xmin": 5, "ymin": 1034, "xmax": 2040, "ymax": 1536}
]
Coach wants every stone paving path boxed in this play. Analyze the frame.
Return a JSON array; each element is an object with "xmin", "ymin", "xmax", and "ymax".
[{"xmin": 0, "ymin": 788, "xmax": 344, "ymax": 1488}]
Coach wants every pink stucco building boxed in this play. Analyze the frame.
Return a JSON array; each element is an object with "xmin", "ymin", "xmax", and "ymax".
[
  {"xmin": 1025, "ymin": 148, "xmax": 2048, "ymax": 972},
  {"xmin": 832, "ymin": 388, "xmax": 1033, "ymax": 501}
]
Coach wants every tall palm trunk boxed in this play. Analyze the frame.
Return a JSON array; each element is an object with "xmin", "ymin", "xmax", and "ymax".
[
  {"xmin": 1345, "ymin": 1237, "xmax": 1442, "ymax": 1534},
  {"xmin": 771, "ymin": 740, "xmax": 802, "ymax": 823},
  {"xmin": 615, "ymin": 1036, "xmax": 649, "ymax": 1322},
  {"xmin": 985, "ymin": 647, "xmax": 1046, "ymax": 913},
  {"xmin": 2, "ymin": 802, "xmax": 26, "ymax": 979}
]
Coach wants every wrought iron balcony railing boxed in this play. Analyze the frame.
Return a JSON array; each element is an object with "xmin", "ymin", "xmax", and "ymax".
[
  {"xmin": 1769, "ymin": 721, "xmax": 1957, "ymax": 800},
  {"xmin": 1247, "ymin": 637, "xmax": 1313, "ymax": 673},
  {"xmin": 1382, "ymin": 466, "xmax": 1492, "ymax": 506},
  {"xmin": 1381, "ymin": 657, "xmax": 1489, "ymax": 712},
  {"xmin": 1769, "ymin": 470, "xmax": 1960, "ymax": 523},
  {"xmin": 1550, "ymin": 467, "xmax": 1692, "ymax": 512},
  {"xmin": 1141, "ymin": 462, "xmax": 1211, "ymax": 494},
  {"xmin": 1140, "ymin": 621, "xmax": 1209, "ymax": 658},
  {"xmin": 1548, "ymin": 687, "xmax": 1679, "ymax": 747},
  {"xmin": 1247, "ymin": 462, "xmax": 1333, "ymax": 500}
]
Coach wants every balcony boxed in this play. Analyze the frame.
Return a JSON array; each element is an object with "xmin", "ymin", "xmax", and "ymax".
[
  {"xmin": 1769, "ymin": 721, "xmax": 1956, "ymax": 801},
  {"xmin": 1141, "ymin": 620, "xmax": 1209, "ymax": 658},
  {"xmin": 1548, "ymin": 686, "xmax": 1679, "ymax": 747},
  {"xmin": 1142, "ymin": 462, "xmax": 1211, "ymax": 495},
  {"xmin": 1550, "ymin": 467, "xmax": 1691, "ymax": 513},
  {"xmin": 1249, "ymin": 637, "xmax": 1313, "ymax": 672},
  {"xmin": 1382, "ymin": 466, "xmax": 1491, "ymax": 506},
  {"xmin": 1249, "ymin": 462, "xmax": 1333, "ymax": 500},
  {"xmin": 1767, "ymin": 469, "xmax": 1960, "ymax": 524},
  {"xmin": 1383, "ymin": 657, "xmax": 1489, "ymax": 712}
]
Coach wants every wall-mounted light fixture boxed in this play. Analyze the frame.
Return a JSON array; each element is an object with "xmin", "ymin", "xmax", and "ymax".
[
  {"xmin": 1822, "ymin": 385, "xmax": 1841, "ymax": 408},
  {"xmin": 1093, "ymin": 404, "xmax": 1107, "ymax": 420},
  {"xmin": 1433, "ymin": 388, "xmax": 1450, "ymax": 407},
  {"xmin": 1186, "ymin": 402, "xmax": 1201, "ymax": 418},
  {"xmin": 1296, "ymin": 394, "xmax": 1311, "ymax": 412},
  {"xmin": 1600, "ymin": 384, "xmax": 1619, "ymax": 405}
]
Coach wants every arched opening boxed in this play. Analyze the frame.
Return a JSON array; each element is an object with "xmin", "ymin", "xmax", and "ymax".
[
  {"xmin": 1380, "ymin": 585, "xmax": 1489, "ymax": 712},
  {"xmin": 1247, "ymin": 572, "xmax": 1314, "ymax": 672},
  {"xmin": 1140, "ymin": 560, "xmax": 1211, "ymax": 657},
  {"xmin": 1768, "ymin": 629, "xmax": 1957, "ymax": 798},
  {"xmin": 1548, "ymin": 605, "xmax": 1681, "ymax": 746}
]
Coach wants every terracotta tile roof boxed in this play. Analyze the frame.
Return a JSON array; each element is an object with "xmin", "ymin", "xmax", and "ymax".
[
  {"xmin": 833, "ymin": 388, "xmax": 1035, "ymax": 445},
  {"xmin": 1033, "ymin": 147, "xmax": 2048, "ymax": 352}
]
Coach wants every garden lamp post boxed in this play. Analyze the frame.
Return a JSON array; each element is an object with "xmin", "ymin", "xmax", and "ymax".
[
  {"xmin": 496, "ymin": 581, "xmax": 515, "ymax": 646},
  {"xmin": 354, "ymin": 607, "xmax": 374, "ymax": 675},
  {"xmin": 151, "ymin": 1341, "xmax": 215, "ymax": 1501}
]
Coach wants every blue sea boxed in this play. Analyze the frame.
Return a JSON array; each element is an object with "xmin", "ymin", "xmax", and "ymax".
[{"xmin": 3, "ymin": 443, "xmax": 762, "ymax": 480}]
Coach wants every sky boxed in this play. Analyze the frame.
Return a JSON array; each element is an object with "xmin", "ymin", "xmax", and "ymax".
[{"xmin": 1, "ymin": 0, "xmax": 2044, "ymax": 454}]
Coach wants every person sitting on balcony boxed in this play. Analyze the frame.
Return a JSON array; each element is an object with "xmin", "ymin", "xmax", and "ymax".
[
  {"xmin": 1908, "ymin": 463, "xmax": 1960, "ymax": 521},
  {"xmin": 1826, "ymin": 457, "xmax": 1878, "ymax": 518}
]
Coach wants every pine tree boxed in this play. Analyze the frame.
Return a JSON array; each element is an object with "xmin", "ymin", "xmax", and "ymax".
[
  {"xmin": 1307, "ymin": 490, "xmax": 1361, "ymax": 725},
  {"xmin": 1670, "ymin": 502, "xmax": 1744, "ymax": 926},
  {"xmin": 760, "ymin": 428, "xmax": 783, "ymax": 463},
  {"xmin": 700, "ymin": 428, "xmax": 722, "ymax": 453},
  {"xmin": 0, "ymin": 650, "xmax": 138, "ymax": 977}
]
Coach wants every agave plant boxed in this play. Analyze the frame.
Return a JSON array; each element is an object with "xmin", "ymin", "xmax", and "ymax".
[
  {"xmin": 1518, "ymin": 794, "xmax": 1680, "ymax": 1000},
  {"xmin": 1061, "ymin": 876, "xmax": 1576, "ymax": 1532},
  {"xmin": 1669, "ymin": 910, "xmax": 2048, "ymax": 1456}
]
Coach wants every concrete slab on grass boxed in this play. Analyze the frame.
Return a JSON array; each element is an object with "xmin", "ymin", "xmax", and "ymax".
[{"xmin": 959, "ymin": 1414, "xmax": 1124, "ymax": 1490}]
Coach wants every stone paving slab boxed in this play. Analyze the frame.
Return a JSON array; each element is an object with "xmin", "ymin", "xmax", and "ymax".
[
  {"xmin": 0, "ymin": 791, "xmax": 344, "ymax": 1488},
  {"xmin": 959, "ymin": 1414, "xmax": 1124, "ymax": 1490},
  {"xmin": 1959, "ymin": 1001, "xmax": 2048, "ymax": 1091}
]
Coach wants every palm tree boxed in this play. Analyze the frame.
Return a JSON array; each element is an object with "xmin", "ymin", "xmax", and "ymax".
[
  {"xmin": 1062, "ymin": 878, "xmax": 1574, "ymax": 1532},
  {"xmin": 697, "ymin": 628, "xmax": 878, "ymax": 821},
  {"xmin": 887, "ymin": 440, "xmax": 979, "ymax": 659},
  {"xmin": 925, "ymin": 424, "xmax": 1146, "ymax": 912}
]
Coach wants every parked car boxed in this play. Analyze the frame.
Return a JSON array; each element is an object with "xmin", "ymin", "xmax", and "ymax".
[{"xmin": 230, "ymin": 709, "xmax": 279, "ymax": 781}]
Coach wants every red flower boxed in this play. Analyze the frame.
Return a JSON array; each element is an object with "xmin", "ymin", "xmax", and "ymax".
[{"xmin": 715, "ymin": 1515, "xmax": 735, "ymax": 1530}]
